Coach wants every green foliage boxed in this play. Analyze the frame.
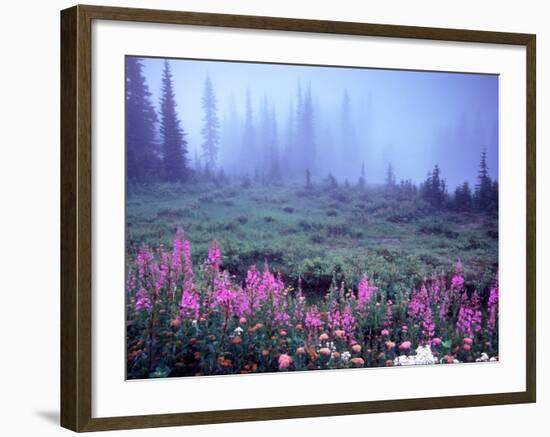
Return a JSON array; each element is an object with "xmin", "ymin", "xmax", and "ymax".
[{"xmin": 127, "ymin": 180, "xmax": 498, "ymax": 295}]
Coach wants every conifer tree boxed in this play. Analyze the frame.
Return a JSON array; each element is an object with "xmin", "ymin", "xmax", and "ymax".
[
  {"xmin": 200, "ymin": 75, "xmax": 220, "ymax": 173},
  {"xmin": 159, "ymin": 60, "xmax": 188, "ymax": 181},
  {"xmin": 474, "ymin": 149, "xmax": 494, "ymax": 211},
  {"xmin": 241, "ymin": 89, "xmax": 256, "ymax": 172},
  {"xmin": 126, "ymin": 57, "xmax": 159, "ymax": 181}
]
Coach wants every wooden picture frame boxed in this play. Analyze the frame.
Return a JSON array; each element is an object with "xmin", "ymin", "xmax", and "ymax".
[{"xmin": 60, "ymin": 4, "xmax": 536, "ymax": 432}]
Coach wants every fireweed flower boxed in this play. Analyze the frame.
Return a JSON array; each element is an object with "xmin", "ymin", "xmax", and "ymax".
[
  {"xmin": 456, "ymin": 291, "xmax": 482, "ymax": 337},
  {"xmin": 451, "ymin": 261, "xmax": 465, "ymax": 292},
  {"xmin": 171, "ymin": 228, "xmax": 186, "ymax": 275},
  {"xmin": 408, "ymin": 284, "xmax": 435, "ymax": 340},
  {"xmin": 213, "ymin": 272, "xmax": 237, "ymax": 312},
  {"xmin": 341, "ymin": 303, "xmax": 356, "ymax": 341},
  {"xmin": 327, "ymin": 299, "xmax": 341, "ymax": 331},
  {"xmin": 357, "ymin": 275, "xmax": 377, "ymax": 310},
  {"xmin": 137, "ymin": 247, "xmax": 153, "ymax": 281},
  {"xmin": 487, "ymin": 278, "xmax": 499, "ymax": 333},
  {"xmin": 135, "ymin": 287, "xmax": 152, "ymax": 312},
  {"xmin": 244, "ymin": 267, "xmax": 261, "ymax": 311},
  {"xmin": 305, "ymin": 305, "xmax": 323, "ymax": 331},
  {"xmin": 180, "ymin": 289, "xmax": 199, "ymax": 320},
  {"xmin": 126, "ymin": 270, "xmax": 136, "ymax": 294},
  {"xmin": 207, "ymin": 240, "xmax": 222, "ymax": 272}
]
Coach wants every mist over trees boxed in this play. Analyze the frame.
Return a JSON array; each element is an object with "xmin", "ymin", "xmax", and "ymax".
[{"xmin": 125, "ymin": 57, "xmax": 498, "ymax": 213}]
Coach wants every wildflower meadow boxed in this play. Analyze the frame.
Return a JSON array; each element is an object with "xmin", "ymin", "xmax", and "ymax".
[
  {"xmin": 126, "ymin": 228, "xmax": 498, "ymax": 379},
  {"xmin": 125, "ymin": 56, "xmax": 499, "ymax": 379}
]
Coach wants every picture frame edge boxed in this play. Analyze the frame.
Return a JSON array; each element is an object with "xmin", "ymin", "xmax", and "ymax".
[{"xmin": 60, "ymin": 4, "xmax": 537, "ymax": 432}]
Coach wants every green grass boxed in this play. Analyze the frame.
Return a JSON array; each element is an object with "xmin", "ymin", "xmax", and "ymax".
[{"xmin": 126, "ymin": 180, "xmax": 498, "ymax": 297}]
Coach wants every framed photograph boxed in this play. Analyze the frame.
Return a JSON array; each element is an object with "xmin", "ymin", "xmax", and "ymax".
[{"xmin": 60, "ymin": 4, "xmax": 536, "ymax": 432}]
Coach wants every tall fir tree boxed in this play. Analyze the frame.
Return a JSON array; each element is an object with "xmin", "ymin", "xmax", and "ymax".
[
  {"xmin": 283, "ymin": 99, "xmax": 295, "ymax": 178},
  {"xmin": 299, "ymin": 84, "xmax": 316, "ymax": 175},
  {"xmin": 474, "ymin": 149, "xmax": 494, "ymax": 211},
  {"xmin": 454, "ymin": 181, "xmax": 473, "ymax": 211},
  {"xmin": 385, "ymin": 163, "xmax": 396, "ymax": 189},
  {"xmin": 241, "ymin": 89, "xmax": 256, "ymax": 173},
  {"xmin": 340, "ymin": 89, "xmax": 357, "ymax": 177},
  {"xmin": 126, "ymin": 57, "xmax": 159, "ymax": 181},
  {"xmin": 421, "ymin": 164, "xmax": 447, "ymax": 207},
  {"xmin": 268, "ymin": 104, "xmax": 281, "ymax": 182},
  {"xmin": 358, "ymin": 162, "xmax": 366, "ymax": 189},
  {"xmin": 200, "ymin": 75, "xmax": 220, "ymax": 173},
  {"xmin": 159, "ymin": 60, "xmax": 188, "ymax": 181}
]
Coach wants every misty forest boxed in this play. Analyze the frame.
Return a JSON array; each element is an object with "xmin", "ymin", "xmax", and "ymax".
[{"xmin": 126, "ymin": 57, "xmax": 499, "ymax": 378}]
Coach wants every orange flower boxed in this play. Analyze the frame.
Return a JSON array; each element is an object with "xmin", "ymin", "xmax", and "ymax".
[
  {"xmin": 350, "ymin": 357, "xmax": 365, "ymax": 366},
  {"xmin": 319, "ymin": 333, "xmax": 329, "ymax": 341},
  {"xmin": 351, "ymin": 344, "xmax": 362, "ymax": 353},
  {"xmin": 232, "ymin": 336, "xmax": 242, "ymax": 345},
  {"xmin": 320, "ymin": 347, "xmax": 332, "ymax": 356},
  {"xmin": 334, "ymin": 329, "xmax": 345, "ymax": 339},
  {"xmin": 296, "ymin": 347, "xmax": 306, "ymax": 355},
  {"xmin": 170, "ymin": 318, "xmax": 181, "ymax": 329},
  {"xmin": 307, "ymin": 345, "xmax": 318, "ymax": 361}
]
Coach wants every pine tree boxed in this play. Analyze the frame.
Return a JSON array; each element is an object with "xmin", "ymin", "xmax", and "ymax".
[
  {"xmin": 340, "ymin": 90, "xmax": 357, "ymax": 176},
  {"xmin": 474, "ymin": 149, "xmax": 493, "ymax": 211},
  {"xmin": 159, "ymin": 60, "xmax": 188, "ymax": 181},
  {"xmin": 454, "ymin": 181, "xmax": 473, "ymax": 211},
  {"xmin": 421, "ymin": 165, "xmax": 447, "ymax": 208},
  {"xmin": 358, "ymin": 162, "xmax": 366, "ymax": 189},
  {"xmin": 300, "ymin": 85, "xmax": 316, "ymax": 174},
  {"xmin": 385, "ymin": 163, "xmax": 396, "ymax": 189},
  {"xmin": 126, "ymin": 57, "xmax": 159, "ymax": 181},
  {"xmin": 283, "ymin": 99, "xmax": 295, "ymax": 178},
  {"xmin": 241, "ymin": 89, "xmax": 256, "ymax": 173},
  {"xmin": 200, "ymin": 75, "xmax": 220, "ymax": 172},
  {"xmin": 267, "ymin": 104, "xmax": 281, "ymax": 182},
  {"xmin": 305, "ymin": 168, "xmax": 312, "ymax": 189}
]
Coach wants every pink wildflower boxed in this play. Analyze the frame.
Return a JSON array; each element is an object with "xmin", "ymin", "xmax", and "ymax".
[
  {"xmin": 207, "ymin": 240, "xmax": 222, "ymax": 271},
  {"xmin": 278, "ymin": 353, "xmax": 292, "ymax": 370},
  {"xmin": 135, "ymin": 288, "xmax": 152, "ymax": 312},
  {"xmin": 399, "ymin": 341, "xmax": 411, "ymax": 350}
]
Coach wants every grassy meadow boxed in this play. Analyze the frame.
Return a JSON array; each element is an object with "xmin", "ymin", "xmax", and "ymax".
[{"xmin": 127, "ymin": 179, "xmax": 498, "ymax": 297}]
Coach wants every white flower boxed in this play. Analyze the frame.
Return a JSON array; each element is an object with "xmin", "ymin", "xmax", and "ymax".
[
  {"xmin": 489, "ymin": 357, "xmax": 498, "ymax": 362},
  {"xmin": 394, "ymin": 355, "xmax": 415, "ymax": 366},
  {"xmin": 394, "ymin": 345, "xmax": 437, "ymax": 366},
  {"xmin": 341, "ymin": 351, "xmax": 351, "ymax": 363},
  {"xmin": 234, "ymin": 326, "xmax": 244, "ymax": 335}
]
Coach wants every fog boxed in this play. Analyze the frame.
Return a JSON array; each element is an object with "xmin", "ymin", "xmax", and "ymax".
[{"xmin": 139, "ymin": 57, "xmax": 498, "ymax": 188}]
